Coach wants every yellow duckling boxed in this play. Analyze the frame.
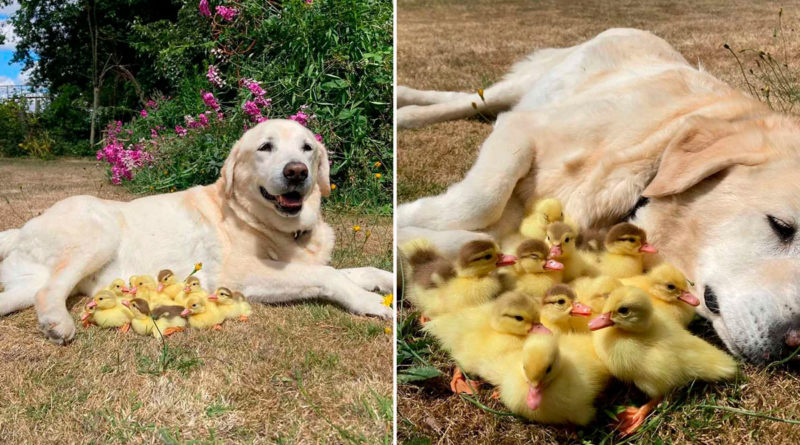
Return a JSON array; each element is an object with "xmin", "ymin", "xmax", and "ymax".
[
  {"xmin": 105, "ymin": 278, "xmax": 129, "ymax": 299},
  {"xmin": 402, "ymin": 238, "xmax": 516, "ymax": 321},
  {"xmin": 621, "ymin": 263, "xmax": 700, "ymax": 327},
  {"xmin": 129, "ymin": 274, "xmax": 175, "ymax": 308},
  {"xmin": 571, "ymin": 275, "xmax": 623, "ymax": 331},
  {"xmin": 174, "ymin": 276, "xmax": 208, "ymax": 307},
  {"xmin": 539, "ymin": 284, "xmax": 593, "ymax": 334},
  {"xmin": 507, "ymin": 239, "xmax": 564, "ymax": 298},
  {"xmin": 423, "ymin": 291, "xmax": 545, "ymax": 393},
  {"xmin": 498, "ymin": 332, "xmax": 611, "ymax": 425},
  {"xmin": 209, "ymin": 287, "xmax": 238, "ymax": 321},
  {"xmin": 87, "ymin": 289, "xmax": 132, "ymax": 332},
  {"xmin": 157, "ymin": 269, "xmax": 185, "ymax": 299},
  {"xmin": 80, "ymin": 302, "xmax": 97, "ymax": 328},
  {"xmin": 520, "ymin": 198, "xmax": 565, "ymax": 240},
  {"xmin": 128, "ymin": 298, "xmax": 157, "ymax": 336},
  {"xmin": 181, "ymin": 296, "xmax": 225, "ymax": 330},
  {"xmin": 589, "ymin": 286, "xmax": 737, "ymax": 435},
  {"xmin": 589, "ymin": 223, "xmax": 658, "ymax": 279},
  {"xmin": 545, "ymin": 223, "xmax": 597, "ymax": 281},
  {"xmin": 152, "ymin": 305, "xmax": 188, "ymax": 337},
  {"xmin": 231, "ymin": 291, "xmax": 252, "ymax": 322}
]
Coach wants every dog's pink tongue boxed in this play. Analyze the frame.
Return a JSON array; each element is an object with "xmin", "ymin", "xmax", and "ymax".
[{"xmin": 277, "ymin": 194, "xmax": 302, "ymax": 208}]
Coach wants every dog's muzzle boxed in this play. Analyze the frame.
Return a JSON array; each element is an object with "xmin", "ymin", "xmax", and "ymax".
[{"xmin": 260, "ymin": 186, "xmax": 304, "ymax": 215}]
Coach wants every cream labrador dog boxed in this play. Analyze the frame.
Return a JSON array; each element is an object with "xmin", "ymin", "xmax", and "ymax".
[
  {"xmin": 0, "ymin": 119, "xmax": 393, "ymax": 344},
  {"xmin": 397, "ymin": 28, "xmax": 800, "ymax": 362}
]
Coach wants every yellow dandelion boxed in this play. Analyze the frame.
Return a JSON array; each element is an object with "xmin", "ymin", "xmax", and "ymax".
[
  {"xmin": 330, "ymin": 184, "xmax": 337, "ymax": 191},
  {"xmin": 384, "ymin": 327, "xmax": 392, "ymax": 335},
  {"xmin": 194, "ymin": 263, "xmax": 203, "ymax": 272},
  {"xmin": 477, "ymin": 89, "xmax": 485, "ymax": 102},
  {"xmin": 382, "ymin": 294, "xmax": 393, "ymax": 307},
  {"xmin": 374, "ymin": 161, "xmax": 382, "ymax": 168},
  {"xmin": 365, "ymin": 230, "xmax": 372, "ymax": 237},
  {"xmin": 163, "ymin": 170, "xmax": 168, "ymax": 175},
  {"xmin": 353, "ymin": 225, "xmax": 361, "ymax": 232},
  {"xmin": 374, "ymin": 173, "xmax": 382, "ymax": 179}
]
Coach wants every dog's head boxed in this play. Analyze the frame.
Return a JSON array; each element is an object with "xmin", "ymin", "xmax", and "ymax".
[
  {"xmin": 221, "ymin": 119, "xmax": 330, "ymax": 230},
  {"xmin": 639, "ymin": 114, "xmax": 800, "ymax": 362}
]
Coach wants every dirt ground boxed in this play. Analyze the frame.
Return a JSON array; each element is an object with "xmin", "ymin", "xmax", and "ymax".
[
  {"xmin": 397, "ymin": 0, "xmax": 800, "ymax": 444},
  {"xmin": 0, "ymin": 158, "xmax": 393, "ymax": 443}
]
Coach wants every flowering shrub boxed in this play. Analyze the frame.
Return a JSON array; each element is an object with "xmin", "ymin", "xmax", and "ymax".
[{"xmin": 100, "ymin": 0, "xmax": 392, "ymax": 211}]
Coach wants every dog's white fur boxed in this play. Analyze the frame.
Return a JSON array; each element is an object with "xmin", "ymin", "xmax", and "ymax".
[
  {"xmin": 0, "ymin": 119, "xmax": 392, "ymax": 344},
  {"xmin": 397, "ymin": 28, "xmax": 800, "ymax": 362}
]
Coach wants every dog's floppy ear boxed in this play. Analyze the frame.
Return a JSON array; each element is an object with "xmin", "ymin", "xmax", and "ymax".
[
  {"xmin": 643, "ymin": 116, "xmax": 769, "ymax": 198},
  {"xmin": 315, "ymin": 139, "xmax": 331, "ymax": 197},
  {"xmin": 221, "ymin": 139, "xmax": 242, "ymax": 198}
]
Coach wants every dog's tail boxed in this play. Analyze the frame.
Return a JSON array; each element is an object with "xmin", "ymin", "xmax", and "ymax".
[{"xmin": 0, "ymin": 229, "xmax": 20, "ymax": 260}]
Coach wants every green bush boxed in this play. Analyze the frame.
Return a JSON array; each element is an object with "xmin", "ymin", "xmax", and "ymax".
[
  {"xmin": 0, "ymin": 98, "xmax": 54, "ymax": 158},
  {"xmin": 98, "ymin": 0, "xmax": 392, "ymax": 213}
]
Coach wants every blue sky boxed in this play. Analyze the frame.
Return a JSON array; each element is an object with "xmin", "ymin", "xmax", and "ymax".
[{"xmin": 0, "ymin": 2, "xmax": 25, "ymax": 85}]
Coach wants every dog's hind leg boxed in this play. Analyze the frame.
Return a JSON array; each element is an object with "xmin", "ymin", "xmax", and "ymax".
[
  {"xmin": 397, "ymin": 86, "xmax": 475, "ymax": 107},
  {"xmin": 397, "ymin": 110, "xmax": 539, "ymax": 232}
]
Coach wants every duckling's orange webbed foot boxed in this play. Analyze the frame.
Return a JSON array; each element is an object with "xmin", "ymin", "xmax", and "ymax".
[
  {"xmin": 163, "ymin": 327, "xmax": 184, "ymax": 336},
  {"xmin": 418, "ymin": 314, "xmax": 430, "ymax": 325},
  {"xmin": 119, "ymin": 323, "xmax": 130, "ymax": 333},
  {"xmin": 238, "ymin": 315, "xmax": 249, "ymax": 322},
  {"xmin": 449, "ymin": 367, "xmax": 482, "ymax": 395},
  {"xmin": 212, "ymin": 324, "xmax": 223, "ymax": 331},
  {"xmin": 490, "ymin": 389, "xmax": 500, "ymax": 400},
  {"xmin": 82, "ymin": 319, "xmax": 93, "ymax": 328},
  {"xmin": 616, "ymin": 397, "xmax": 661, "ymax": 436}
]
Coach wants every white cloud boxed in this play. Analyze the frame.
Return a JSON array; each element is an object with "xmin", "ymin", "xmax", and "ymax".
[
  {"xmin": 0, "ymin": 2, "xmax": 20, "ymax": 17},
  {"xmin": 0, "ymin": 75, "xmax": 13, "ymax": 86},
  {"xmin": 0, "ymin": 19, "xmax": 18, "ymax": 50}
]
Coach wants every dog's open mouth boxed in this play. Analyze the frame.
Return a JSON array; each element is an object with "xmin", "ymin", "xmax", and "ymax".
[{"xmin": 260, "ymin": 186, "xmax": 303, "ymax": 215}]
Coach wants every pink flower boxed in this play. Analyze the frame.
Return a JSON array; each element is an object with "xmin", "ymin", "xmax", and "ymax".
[
  {"xmin": 256, "ymin": 115, "xmax": 268, "ymax": 123},
  {"xmin": 140, "ymin": 109, "xmax": 148, "ymax": 118},
  {"xmin": 242, "ymin": 101, "xmax": 260, "ymax": 116},
  {"xmin": 289, "ymin": 110, "xmax": 309, "ymax": 126},
  {"xmin": 175, "ymin": 125, "xmax": 188, "ymax": 137},
  {"xmin": 185, "ymin": 115, "xmax": 201, "ymax": 129},
  {"xmin": 255, "ymin": 96, "xmax": 272, "ymax": 108},
  {"xmin": 146, "ymin": 99, "xmax": 157, "ymax": 108},
  {"xmin": 216, "ymin": 5, "xmax": 239, "ymax": 21},
  {"xmin": 206, "ymin": 65, "xmax": 225, "ymax": 87},
  {"xmin": 243, "ymin": 78, "xmax": 266, "ymax": 97},
  {"xmin": 150, "ymin": 128, "xmax": 158, "ymax": 138},
  {"xmin": 199, "ymin": 0, "xmax": 211, "ymax": 17},
  {"xmin": 315, "ymin": 133, "xmax": 323, "ymax": 142},
  {"xmin": 217, "ymin": 112, "xmax": 224, "ymax": 121},
  {"xmin": 306, "ymin": 0, "xmax": 313, "ymax": 4},
  {"xmin": 197, "ymin": 113, "xmax": 210, "ymax": 127},
  {"xmin": 201, "ymin": 91, "xmax": 220, "ymax": 111}
]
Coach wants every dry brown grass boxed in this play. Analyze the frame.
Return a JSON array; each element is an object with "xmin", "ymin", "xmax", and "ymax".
[
  {"xmin": 397, "ymin": 0, "xmax": 800, "ymax": 443},
  {"xmin": 0, "ymin": 158, "xmax": 392, "ymax": 444}
]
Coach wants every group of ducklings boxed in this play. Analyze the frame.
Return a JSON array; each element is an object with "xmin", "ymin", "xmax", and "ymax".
[
  {"xmin": 401, "ymin": 198, "xmax": 737, "ymax": 435},
  {"xmin": 81, "ymin": 269, "xmax": 252, "ymax": 338}
]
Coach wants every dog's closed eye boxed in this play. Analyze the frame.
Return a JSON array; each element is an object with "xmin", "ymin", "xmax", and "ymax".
[
  {"xmin": 302, "ymin": 143, "xmax": 313, "ymax": 152},
  {"xmin": 258, "ymin": 142, "xmax": 273, "ymax": 152},
  {"xmin": 767, "ymin": 215, "xmax": 796, "ymax": 243}
]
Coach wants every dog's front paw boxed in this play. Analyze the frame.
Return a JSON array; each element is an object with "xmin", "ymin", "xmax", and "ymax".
[
  {"xmin": 350, "ymin": 292, "xmax": 393, "ymax": 319},
  {"xmin": 38, "ymin": 315, "xmax": 76, "ymax": 346},
  {"xmin": 341, "ymin": 267, "xmax": 395, "ymax": 294}
]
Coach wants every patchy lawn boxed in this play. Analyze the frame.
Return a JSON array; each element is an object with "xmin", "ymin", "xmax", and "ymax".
[
  {"xmin": 0, "ymin": 158, "xmax": 393, "ymax": 444},
  {"xmin": 397, "ymin": 0, "xmax": 800, "ymax": 443}
]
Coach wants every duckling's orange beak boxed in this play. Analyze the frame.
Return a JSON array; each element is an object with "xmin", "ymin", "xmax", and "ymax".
[
  {"xmin": 528, "ymin": 323, "xmax": 552, "ymax": 335},
  {"xmin": 184, "ymin": 286, "xmax": 191, "ymax": 293},
  {"xmin": 208, "ymin": 294, "xmax": 218, "ymax": 301},
  {"xmin": 496, "ymin": 254, "xmax": 517, "ymax": 267},
  {"xmin": 526, "ymin": 382, "xmax": 543, "ymax": 411},
  {"xmin": 544, "ymin": 259, "xmax": 564, "ymax": 271},
  {"xmin": 678, "ymin": 290, "xmax": 700, "ymax": 306},
  {"xmin": 128, "ymin": 286, "xmax": 138, "ymax": 295},
  {"xmin": 122, "ymin": 286, "xmax": 130, "ymax": 294},
  {"xmin": 86, "ymin": 300, "xmax": 98, "ymax": 309},
  {"xmin": 548, "ymin": 244, "xmax": 562, "ymax": 258},
  {"xmin": 120, "ymin": 299, "xmax": 130, "ymax": 308},
  {"xmin": 80, "ymin": 312, "xmax": 91, "ymax": 321},
  {"xmin": 588, "ymin": 312, "xmax": 614, "ymax": 330},
  {"xmin": 180, "ymin": 308, "xmax": 191, "ymax": 317},
  {"xmin": 157, "ymin": 284, "xmax": 165, "ymax": 292},
  {"xmin": 638, "ymin": 243, "xmax": 658, "ymax": 254},
  {"xmin": 570, "ymin": 302, "xmax": 593, "ymax": 316}
]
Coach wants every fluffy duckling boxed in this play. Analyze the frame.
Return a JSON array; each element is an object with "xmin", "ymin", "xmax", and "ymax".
[
  {"xmin": 546, "ymin": 223, "xmax": 597, "ymax": 281},
  {"xmin": 507, "ymin": 239, "xmax": 564, "ymax": 298},
  {"xmin": 87, "ymin": 289, "xmax": 132, "ymax": 332},
  {"xmin": 423, "ymin": 291, "xmax": 545, "ymax": 393},
  {"xmin": 152, "ymin": 305, "xmax": 188, "ymax": 337},
  {"xmin": 539, "ymin": 284, "xmax": 593, "ymax": 334},
  {"xmin": 621, "ymin": 263, "xmax": 700, "ymax": 327},
  {"xmin": 80, "ymin": 302, "xmax": 97, "ymax": 328},
  {"xmin": 591, "ymin": 223, "xmax": 658, "ymax": 279},
  {"xmin": 129, "ymin": 275, "xmax": 176, "ymax": 308},
  {"xmin": 209, "ymin": 287, "xmax": 238, "ymax": 321},
  {"xmin": 128, "ymin": 298, "xmax": 157, "ymax": 336},
  {"xmin": 157, "ymin": 269, "xmax": 185, "ymax": 299},
  {"xmin": 231, "ymin": 291, "xmax": 252, "ymax": 322},
  {"xmin": 105, "ymin": 278, "xmax": 129, "ymax": 299},
  {"xmin": 175, "ymin": 276, "xmax": 208, "ymax": 307},
  {"xmin": 498, "ymin": 332, "xmax": 611, "ymax": 425},
  {"xmin": 403, "ymin": 239, "xmax": 516, "ymax": 321},
  {"xmin": 520, "ymin": 198, "xmax": 565, "ymax": 240},
  {"xmin": 181, "ymin": 296, "xmax": 225, "ymax": 330},
  {"xmin": 589, "ymin": 286, "xmax": 737, "ymax": 435}
]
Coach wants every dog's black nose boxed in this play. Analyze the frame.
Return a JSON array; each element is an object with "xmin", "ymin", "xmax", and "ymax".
[{"xmin": 283, "ymin": 162, "xmax": 308, "ymax": 182}]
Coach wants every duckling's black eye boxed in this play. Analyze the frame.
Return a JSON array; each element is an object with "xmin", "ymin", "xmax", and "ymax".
[
  {"xmin": 483, "ymin": 254, "xmax": 492, "ymax": 260},
  {"xmin": 514, "ymin": 315, "xmax": 524, "ymax": 322},
  {"xmin": 564, "ymin": 237, "xmax": 571, "ymax": 243},
  {"xmin": 258, "ymin": 142, "xmax": 273, "ymax": 152},
  {"xmin": 557, "ymin": 299, "xmax": 566, "ymax": 305},
  {"xmin": 768, "ymin": 215, "xmax": 795, "ymax": 243},
  {"xmin": 302, "ymin": 143, "xmax": 313, "ymax": 152},
  {"xmin": 618, "ymin": 307, "xmax": 629, "ymax": 315},
  {"xmin": 545, "ymin": 365, "xmax": 552, "ymax": 373},
  {"xmin": 667, "ymin": 284, "xmax": 676, "ymax": 291}
]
